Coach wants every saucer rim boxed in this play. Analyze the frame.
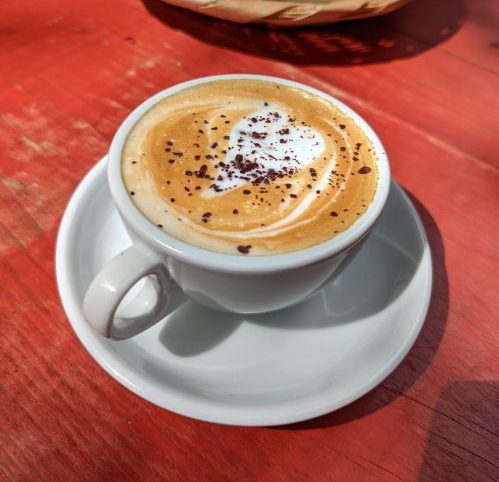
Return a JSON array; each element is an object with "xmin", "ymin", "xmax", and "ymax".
[{"xmin": 56, "ymin": 157, "xmax": 433, "ymax": 426}]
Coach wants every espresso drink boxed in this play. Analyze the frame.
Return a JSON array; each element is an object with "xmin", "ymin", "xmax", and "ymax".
[{"xmin": 122, "ymin": 79, "xmax": 378, "ymax": 255}]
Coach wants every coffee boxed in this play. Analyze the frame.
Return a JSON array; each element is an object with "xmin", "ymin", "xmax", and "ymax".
[{"xmin": 122, "ymin": 79, "xmax": 378, "ymax": 255}]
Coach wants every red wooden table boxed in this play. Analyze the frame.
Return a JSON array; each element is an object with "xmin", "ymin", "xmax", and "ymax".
[{"xmin": 1, "ymin": 0, "xmax": 498, "ymax": 480}]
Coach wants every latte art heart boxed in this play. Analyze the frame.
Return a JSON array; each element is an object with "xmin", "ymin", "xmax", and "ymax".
[
  {"xmin": 122, "ymin": 79, "xmax": 378, "ymax": 255},
  {"xmin": 203, "ymin": 105, "xmax": 326, "ymax": 197}
]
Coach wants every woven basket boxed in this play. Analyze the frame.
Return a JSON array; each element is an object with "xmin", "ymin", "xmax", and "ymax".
[{"xmin": 160, "ymin": 0, "xmax": 411, "ymax": 26}]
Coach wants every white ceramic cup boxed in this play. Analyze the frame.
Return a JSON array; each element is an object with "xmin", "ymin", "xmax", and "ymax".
[{"xmin": 83, "ymin": 74, "xmax": 391, "ymax": 340}]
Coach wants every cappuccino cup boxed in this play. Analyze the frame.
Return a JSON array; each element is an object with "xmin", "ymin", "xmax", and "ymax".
[{"xmin": 83, "ymin": 74, "xmax": 390, "ymax": 339}]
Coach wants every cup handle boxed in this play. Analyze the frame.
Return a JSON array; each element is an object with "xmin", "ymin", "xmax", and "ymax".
[{"xmin": 83, "ymin": 245, "xmax": 171, "ymax": 340}]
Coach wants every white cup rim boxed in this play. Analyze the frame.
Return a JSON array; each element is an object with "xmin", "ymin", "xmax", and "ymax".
[{"xmin": 108, "ymin": 74, "xmax": 390, "ymax": 274}]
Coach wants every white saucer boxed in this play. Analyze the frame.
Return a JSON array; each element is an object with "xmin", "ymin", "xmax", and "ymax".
[{"xmin": 56, "ymin": 157, "xmax": 432, "ymax": 426}]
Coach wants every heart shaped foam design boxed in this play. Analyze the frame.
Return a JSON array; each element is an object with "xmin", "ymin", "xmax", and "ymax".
[{"xmin": 203, "ymin": 105, "xmax": 325, "ymax": 197}]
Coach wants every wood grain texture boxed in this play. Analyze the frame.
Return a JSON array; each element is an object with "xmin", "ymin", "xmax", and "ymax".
[{"xmin": 0, "ymin": 0, "xmax": 498, "ymax": 480}]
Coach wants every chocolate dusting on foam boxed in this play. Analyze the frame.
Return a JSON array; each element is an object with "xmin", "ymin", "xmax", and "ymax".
[
  {"xmin": 205, "ymin": 110, "xmax": 322, "ymax": 194},
  {"xmin": 201, "ymin": 211, "xmax": 212, "ymax": 223},
  {"xmin": 122, "ymin": 80, "xmax": 380, "ymax": 257}
]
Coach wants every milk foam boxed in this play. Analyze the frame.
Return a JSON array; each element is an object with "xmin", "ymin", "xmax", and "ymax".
[
  {"xmin": 203, "ymin": 104, "xmax": 325, "ymax": 197},
  {"xmin": 122, "ymin": 79, "xmax": 378, "ymax": 255}
]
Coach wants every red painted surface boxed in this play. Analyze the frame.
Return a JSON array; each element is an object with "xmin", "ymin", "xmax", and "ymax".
[{"xmin": 0, "ymin": 0, "xmax": 498, "ymax": 480}]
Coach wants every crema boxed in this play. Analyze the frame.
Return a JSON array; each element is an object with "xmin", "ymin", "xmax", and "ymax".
[{"xmin": 122, "ymin": 79, "xmax": 378, "ymax": 255}]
